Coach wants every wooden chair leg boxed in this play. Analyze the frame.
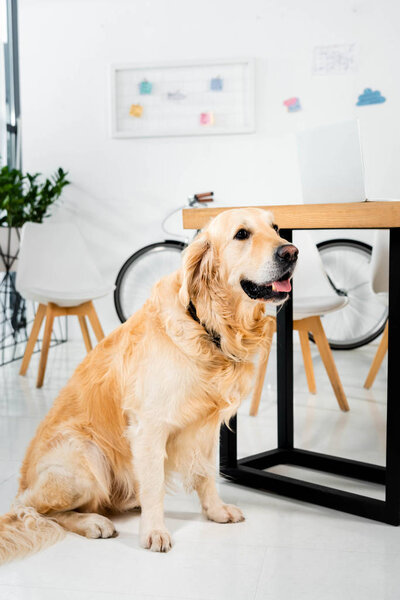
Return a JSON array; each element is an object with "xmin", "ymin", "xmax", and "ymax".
[
  {"xmin": 364, "ymin": 322, "xmax": 389, "ymax": 389},
  {"xmin": 298, "ymin": 328, "xmax": 317, "ymax": 394},
  {"xmin": 78, "ymin": 315, "xmax": 93, "ymax": 353},
  {"xmin": 86, "ymin": 302, "xmax": 105, "ymax": 343},
  {"xmin": 20, "ymin": 303, "xmax": 47, "ymax": 376},
  {"xmin": 309, "ymin": 316, "xmax": 349, "ymax": 412},
  {"xmin": 36, "ymin": 304, "xmax": 55, "ymax": 388},
  {"xmin": 250, "ymin": 318, "xmax": 276, "ymax": 416}
]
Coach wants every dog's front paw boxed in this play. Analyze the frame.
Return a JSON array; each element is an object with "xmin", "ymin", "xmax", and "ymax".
[
  {"xmin": 140, "ymin": 529, "xmax": 172, "ymax": 552},
  {"xmin": 205, "ymin": 503, "xmax": 245, "ymax": 523}
]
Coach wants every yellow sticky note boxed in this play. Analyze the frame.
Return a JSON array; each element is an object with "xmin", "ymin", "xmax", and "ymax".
[{"xmin": 129, "ymin": 104, "xmax": 143, "ymax": 118}]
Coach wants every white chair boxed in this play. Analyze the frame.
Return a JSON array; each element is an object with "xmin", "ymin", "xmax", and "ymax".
[
  {"xmin": 16, "ymin": 222, "xmax": 113, "ymax": 387},
  {"xmin": 250, "ymin": 231, "xmax": 349, "ymax": 415},
  {"xmin": 364, "ymin": 231, "xmax": 389, "ymax": 389},
  {"xmin": 252, "ymin": 120, "xmax": 365, "ymax": 416}
]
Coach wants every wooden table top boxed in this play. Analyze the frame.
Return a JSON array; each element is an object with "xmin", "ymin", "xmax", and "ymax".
[{"xmin": 182, "ymin": 201, "xmax": 400, "ymax": 230}]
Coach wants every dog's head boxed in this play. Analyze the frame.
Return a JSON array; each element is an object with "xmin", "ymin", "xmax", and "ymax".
[{"xmin": 179, "ymin": 207, "xmax": 298, "ymax": 307}]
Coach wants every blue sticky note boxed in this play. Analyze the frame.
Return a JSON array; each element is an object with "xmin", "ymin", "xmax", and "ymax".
[
  {"xmin": 139, "ymin": 80, "xmax": 152, "ymax": 95},
  {"xmin": 356, "ymin": 88, "xmax": 386, "ymax": 106},
  {"xmin": 210, "ymin": 76, "xmax": 223, "ymax": 91}
]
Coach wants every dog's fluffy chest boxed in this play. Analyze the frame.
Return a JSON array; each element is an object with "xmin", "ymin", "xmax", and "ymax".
[{"xmin": 132, "ymin": 339, "xmax": 255, "ymax": 429}]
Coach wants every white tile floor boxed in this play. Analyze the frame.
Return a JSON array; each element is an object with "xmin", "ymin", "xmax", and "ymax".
[{"xmin": 0, "ymin": 337, "xmax": 399, "ymax": 600}]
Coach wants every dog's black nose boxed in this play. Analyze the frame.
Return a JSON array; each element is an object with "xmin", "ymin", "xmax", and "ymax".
[{"xmin": 275, "ymin": 244, "xmax": 299, "ymax": 263}]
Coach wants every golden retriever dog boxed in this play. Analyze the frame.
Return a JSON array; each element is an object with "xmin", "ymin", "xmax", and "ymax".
[{"xmin": 0, "ymin": 207, "xmax": 298, "ymax": 561}]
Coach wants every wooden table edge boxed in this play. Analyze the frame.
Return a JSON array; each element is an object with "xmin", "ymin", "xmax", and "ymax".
[{"xmin": 182, "ymin": 201, "xmax": 400, "ymax": 230}]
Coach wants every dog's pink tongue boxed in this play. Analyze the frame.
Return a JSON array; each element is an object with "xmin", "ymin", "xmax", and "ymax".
[{"xmin": 273, "ymin": 279, "xmax": 291, "ymax": 292}]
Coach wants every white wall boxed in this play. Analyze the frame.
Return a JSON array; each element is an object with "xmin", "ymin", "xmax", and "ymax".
[{"xmin": 17, "ymin": 0, "xmax": 400, "ymax": 334}]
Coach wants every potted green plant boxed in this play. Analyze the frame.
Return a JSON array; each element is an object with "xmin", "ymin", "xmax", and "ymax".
[{"xmin": 0, "ymin": 165, "xmax": 70, "ymax": 271}]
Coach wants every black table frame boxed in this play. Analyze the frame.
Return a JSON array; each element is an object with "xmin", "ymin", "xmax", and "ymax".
[{"xmin": 220, "ymin": 227, "xmax": 400, "ymax": 525}]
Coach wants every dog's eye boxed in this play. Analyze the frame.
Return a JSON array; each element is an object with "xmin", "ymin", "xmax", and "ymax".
[
  {"xmin": 272, "ymin": 223, "xmax": 279, "ymax": 233},
  {"xmin": 234, "ymin": 228, "xmax": 251, "ymax": 240}
]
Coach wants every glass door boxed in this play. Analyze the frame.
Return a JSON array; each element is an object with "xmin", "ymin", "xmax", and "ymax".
[{"xmin": 0, "ymin": 0, "xmax": 20, "ymax": 168}]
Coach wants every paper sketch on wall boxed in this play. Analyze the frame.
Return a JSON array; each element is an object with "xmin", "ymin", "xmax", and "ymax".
[
  {"xmin": 283, "ymin": 97, "xmax": 301, "ymax": 113},
  {"xmin": 312, "ymin": 44, "xmax": 356, "ymax": 75},
  {"xmin": 356, "ymin": 88, "xmax": 386, "ymax": 106}
]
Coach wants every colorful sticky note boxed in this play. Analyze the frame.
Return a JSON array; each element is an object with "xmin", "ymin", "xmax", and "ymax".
[
  {"xmin": 283, "ymin": 97, "xmax": 301, "ymax": 112},
  {"xmin": 356, "ymin": 88, "xmax": 386, "ymax": 106},
  {"xmin": 200, "ymin": 112, "xmax": 214, "ymax": 126},
  {"xmin": 139, "ymin": 79, "xmax": 152, "ymax": 95},
  {"xmin": 210, "ymin": 76, "xmax": 223, "ymax": 91},
  {"xmin": 129, "ymin": 104, "xmax": 143, "ymax": 118}
]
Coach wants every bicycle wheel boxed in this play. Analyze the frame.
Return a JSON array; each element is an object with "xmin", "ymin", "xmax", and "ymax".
[
  {"xmin": 114, "ymin": 241, "xmax": 186, "ymax": 323},
  {"xmin": 314, "ymin": 238, "xmax": 388, "ymax": 350}
]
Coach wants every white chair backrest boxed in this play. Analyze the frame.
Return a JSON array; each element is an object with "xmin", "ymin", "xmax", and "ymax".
[
  {"xmin": 292, "ymin": 230, "xmax": 336, "ymax": 299},
  {"xmin": 370, "ymin": 230, "xmax": 389, "ymax": 295},
  {"xmin": 16, "ymin": 222, "xmax": 106, "ymax": 296}
]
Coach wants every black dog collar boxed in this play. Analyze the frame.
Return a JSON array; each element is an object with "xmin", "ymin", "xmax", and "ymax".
[{"xmin": 187, "ymin": 300, "xmax": 221, "ymax": 350}]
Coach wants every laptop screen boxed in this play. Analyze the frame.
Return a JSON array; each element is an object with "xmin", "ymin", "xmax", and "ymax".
[{"xmin": 297, "ymin": 121, "xmax": 366, "ymax": 204}]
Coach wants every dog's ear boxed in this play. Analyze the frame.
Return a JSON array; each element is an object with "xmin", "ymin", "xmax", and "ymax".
[{"xmin": 179, "ymin": 232, "xmax": 215, "ymax": 307}]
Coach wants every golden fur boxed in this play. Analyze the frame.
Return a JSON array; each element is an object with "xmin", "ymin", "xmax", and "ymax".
[{"xmin": 0, "ymin": 207, "xmax": 293, "ymax": 560}]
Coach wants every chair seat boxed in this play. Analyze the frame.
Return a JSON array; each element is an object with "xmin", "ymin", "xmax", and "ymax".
[
  {"xmin": 375, "ymin": 292, "xmax": 388, "ymax": 307},
  {"xmin": 265, "ymin": 295, "xmax": 348, "ymax": 320},
  {"xmin": 293, "ymin": 295, "xmax": 348, "ymax": 320},
  {"xmin": 16, "ymin": 222, "xmax": 113, "ymax": 308},
  {"xmin": 18, "ymin": 284, "xmax": 114, "ymax": 307}
]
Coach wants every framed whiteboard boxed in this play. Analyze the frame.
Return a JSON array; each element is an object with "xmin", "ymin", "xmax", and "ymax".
[{"xmin": 110, "ymin": 58, "xmax": 255, "ymax": 138}]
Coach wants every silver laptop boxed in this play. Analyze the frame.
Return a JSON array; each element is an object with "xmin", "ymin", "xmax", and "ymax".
[{"xmin": 297, "ymin": 120, "xmax": 366, "ymax": 204}]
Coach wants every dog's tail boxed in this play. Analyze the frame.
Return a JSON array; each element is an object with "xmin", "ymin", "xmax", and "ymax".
[{"xmin": 0, "ymin": 505, "xmax": 65, "ymax": 564}]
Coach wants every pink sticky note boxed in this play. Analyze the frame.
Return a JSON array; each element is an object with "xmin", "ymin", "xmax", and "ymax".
[{"xmin": 200, "ymin": 112, "xmax": 214, "ymax": 126}]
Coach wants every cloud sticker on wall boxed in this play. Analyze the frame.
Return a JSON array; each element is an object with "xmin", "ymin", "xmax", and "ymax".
[{"xmin": 356, "ymin": 88, "xmax": 386, "ymax": 106}]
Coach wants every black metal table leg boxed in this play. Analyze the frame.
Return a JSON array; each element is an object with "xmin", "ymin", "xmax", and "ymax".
[
  {"xmin": 220, "ymin": 414, "xmax": 237, "ymax": 470},
  {"xmin": 385, "ymin": 227, "xmax": 400, "ymax": 525},
  {"xmin": 220, "ymin": 226, "xmax": 399, "ymax": 525},
  {"xmin": 277, "ymin": 229, "xmax": 294, "ymax": 450}
]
